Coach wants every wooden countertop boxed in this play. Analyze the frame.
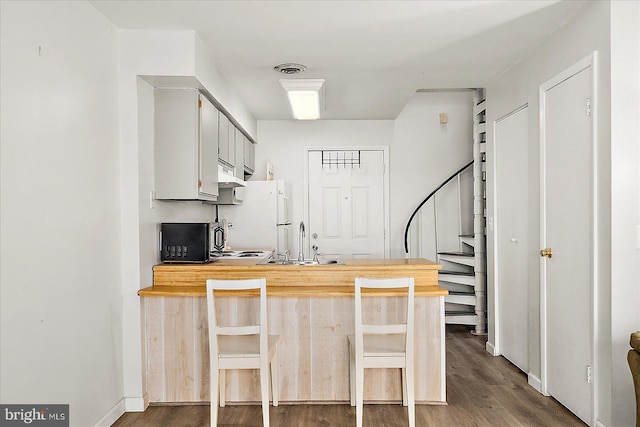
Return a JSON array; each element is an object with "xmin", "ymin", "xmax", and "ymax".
[{"xmin": 139, "ymin": 258, "xmax": 446, "ymax": 297}]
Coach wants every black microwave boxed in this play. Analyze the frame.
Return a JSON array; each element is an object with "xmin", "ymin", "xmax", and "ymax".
[{"xmin": 160, "ymin": 223, "xmax": 210, "ymax": 263}]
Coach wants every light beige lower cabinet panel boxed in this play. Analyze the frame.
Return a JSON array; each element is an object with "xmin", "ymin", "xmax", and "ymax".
[{"xmin": 144, "ymin": 295, "xmax": 445, "ymax": 404}]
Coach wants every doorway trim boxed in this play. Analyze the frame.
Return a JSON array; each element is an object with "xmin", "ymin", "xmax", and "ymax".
[
  {"xmin": 538, "ymin": 51, "xmax": 598, "ymax": 425},
  {"xmin": 303, "ymin": 146, "xmax": 390, "ymax": 259}
]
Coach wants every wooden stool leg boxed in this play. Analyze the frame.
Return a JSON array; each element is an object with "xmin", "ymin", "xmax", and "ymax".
[
  {"xmin": 349, "ymin": 342, "xmax": 356, "ymax": 406},
  {"xmin": 356, "ymin": 359, "xmax": 364, "ymax": 427},
  {"xmin": 219, "ymin": 369, "xmax": 226, "ymax": 407},
  {"xmin": 210, "ymin": 364, "xmax": 219, "ymax": 426},
  {"xmin": 260, "ymin": 358, "xmax": 270, "ymax": 426},
  {"xmin": 271, "ymin": 345, "xmax": 279, "ymax": 407},
  {"xmin": 402, "ymin": 367, "xmax": 408, "ymax": 406},
  {"xmin": 407, "ymin": 361, "xmax": 415, "ymax": 427}
]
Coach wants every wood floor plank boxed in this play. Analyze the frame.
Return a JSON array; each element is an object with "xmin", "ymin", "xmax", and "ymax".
[{"xmin": 113, "ymin": 325, "xmax": 585, "ymax": 426}]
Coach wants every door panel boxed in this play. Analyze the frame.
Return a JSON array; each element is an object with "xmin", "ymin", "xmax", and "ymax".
[
  {"xmin": 199, "ymin": 95, "xmax": 219, "ymax": 198},
  {"xmin": 542, "ymin": 66, "xmax": 592, "ymax": 423},
  {"xmin": 308, "ymin": 150, "xmax": 385, "ymax": 259},
  {"xmin": 495, "ymin": 106, "xmax": 529, "ymax": 372}
]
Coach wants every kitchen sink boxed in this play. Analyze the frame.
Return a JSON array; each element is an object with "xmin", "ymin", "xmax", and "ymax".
[{"xmin": 258, "ymin": 257, "xmax": 342, "ymax": 266}]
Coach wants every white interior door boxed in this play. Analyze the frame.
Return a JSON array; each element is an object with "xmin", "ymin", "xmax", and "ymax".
[
  {"xmin": 495, "ymin": 105, "xmax": 529, "ymax": 372},
  {"xmin": 308, "ymin": 150, "xmax": 386, "ymax": 259},
  {"xmin": 541, "ymin": 61, "xmax": 593, "ymax": 424}
]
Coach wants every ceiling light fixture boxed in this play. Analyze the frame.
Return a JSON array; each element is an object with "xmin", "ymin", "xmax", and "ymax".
[
  {"xmin": 273, "ymin": 63, "xmax": 307, "ymax": 75},
  {"xmin": 279, "ymin": 79, "xmax": 325, "ymax": 120}
]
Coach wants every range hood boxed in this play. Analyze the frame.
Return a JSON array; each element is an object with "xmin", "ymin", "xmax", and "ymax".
[{"xmin": 218, "ymin": 164, "xmax": 246, "ymax": 188}]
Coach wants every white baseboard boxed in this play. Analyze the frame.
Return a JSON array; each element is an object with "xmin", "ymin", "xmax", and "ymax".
[
  {"xmin": 125, "ymin": 393, "xmax": 148, "ymax": 412},
  {"xmin": 595, "ymin": 420, "xmax": 607, "ymax": 427},
  {"xmin": 527, "ymin": 373, "xmax": 543, "ymax": 394},
  {"xmin": 93, "ymin": 399, "xmax": 126, "ymax": 427},
  {"xmin": 485, "ymin": 341, "xmax": 499, "ymax": 356}
]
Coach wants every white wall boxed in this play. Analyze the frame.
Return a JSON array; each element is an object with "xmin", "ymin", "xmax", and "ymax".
[
  {"xmin": 392, "ymin": 91, "xmax": 474, "ymax": 258},
  {"xmin": 486, "ymin": 1, "xmax": 639, "ymax": 425},
  {"xmin": 0, "ymin": 1, "xmax": 124, "ymax": 426},
  {"xmin": 610, "ymin": 1, "xmax": 640, "ymax": 425},
  {"xmin": 251, "ymin": 91, "xmax": 473, "ymax": 258}
]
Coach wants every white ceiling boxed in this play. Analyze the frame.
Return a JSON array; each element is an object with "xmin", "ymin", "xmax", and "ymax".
[{"xmin": 90, "ymin": 0, "xmax": 586, "ymax": 120}]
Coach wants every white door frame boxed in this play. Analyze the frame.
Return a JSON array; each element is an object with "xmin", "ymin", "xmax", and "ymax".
[
  {"xmin": 303, "ymin": 146, "xmax": 390, "ymax": 259},
  {"xmin": 491, "ymin": 103, "xmax": 528, "ymax": 360},
  {"xmin": 539, "ymin": 51, "xmax": 598, "ymax": 425}
]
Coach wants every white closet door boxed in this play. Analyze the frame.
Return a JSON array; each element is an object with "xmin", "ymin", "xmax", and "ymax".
[
  {"xmin": 541, "ymin": 64, "xmax": 593, "ymax": 424},
  {"xmin": 495, "ymin": 106, "xmax": 529, "ymax": 372}
]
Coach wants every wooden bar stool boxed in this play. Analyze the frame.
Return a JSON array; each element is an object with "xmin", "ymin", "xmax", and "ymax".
[
  {"xmin": 348, "ymin": 277, "xmax": 415, "ymax": 427},
  {"xmin": 206, "ymin": 278, "xmax": 279, "ymax": 426}
]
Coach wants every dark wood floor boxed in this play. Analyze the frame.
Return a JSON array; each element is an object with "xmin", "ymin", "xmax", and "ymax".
[{"xmin": 113, "ymin": 325, "xmax": 585, "ymax": 426}]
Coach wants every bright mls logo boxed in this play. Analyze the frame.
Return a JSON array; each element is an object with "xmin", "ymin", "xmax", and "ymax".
[{"xmin": 0, "ymin": 405, "xmax": 68, "ymax": 426}]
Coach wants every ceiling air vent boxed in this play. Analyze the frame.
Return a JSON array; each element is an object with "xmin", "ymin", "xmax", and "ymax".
[{"xmin": 274, "ymin": 63, "xmax": 307, "ymax": 75}]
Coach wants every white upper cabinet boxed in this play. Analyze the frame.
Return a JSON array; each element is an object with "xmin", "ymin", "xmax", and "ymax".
[
  {"xmin": 234, "ymin": 127, "xmax": 244, "ymax": 179},
  {"xmin": 244, "ymin": 137, "xmax": 255, "ymax": 175},
  {"xmin": 154, "ymin": 88, "xmax": 219, "ymax": 201},
  {"xmin": 218, "ymin": 113, "xmax": 235, "ymax": 167},
  {"xmin": 199, "ymin": 95, "xmax": 219, "ymax": 197}
]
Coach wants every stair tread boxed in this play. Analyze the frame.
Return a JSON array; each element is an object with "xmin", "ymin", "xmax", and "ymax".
[
  {"xmin": 448, "ymin": 291, "xmax": 476, "ymax": 296},
  {"xmin": 459, "ymin": 234, "xmax": 474, "ymax": 238},
  {"xmin": 439, "ymin": 270, "xmax": 475, "ymax": 276},
  {"xmin": 446, "ymin": 310, "xmax": 477, "ymax": 316},
  {"xmin": 438, "ymin": 251, "xmax": 474, "ymax": 257}
]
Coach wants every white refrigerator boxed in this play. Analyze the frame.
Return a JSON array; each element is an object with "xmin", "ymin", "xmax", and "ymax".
[{"xmin": 221, "ymin": 180, "xmax": 292, "ymax": 254}]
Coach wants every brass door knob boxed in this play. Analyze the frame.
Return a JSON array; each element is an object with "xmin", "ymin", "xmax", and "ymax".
[{"xmin": 540, "ymin": 248, "xmax": 553, "ymax": 258}]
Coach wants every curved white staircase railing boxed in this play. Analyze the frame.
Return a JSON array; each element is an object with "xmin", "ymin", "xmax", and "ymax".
[{"xmin": 404, "ymin": 90, "xmax": 487, "ymax": 334}]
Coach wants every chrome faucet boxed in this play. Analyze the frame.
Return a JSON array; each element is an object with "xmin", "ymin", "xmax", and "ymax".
[
  {"xmin": 298, "ymin": 221, "xmax": 305, "ymax": 262},
  {"xmin": 277, "ymin": 250, "xmax": 290, "ymax": 263}
]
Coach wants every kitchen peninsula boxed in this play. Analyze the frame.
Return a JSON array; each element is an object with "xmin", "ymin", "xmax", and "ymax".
[{"xmin": 139, "ymin": 257, "xmax": 446, "ymax": 404}]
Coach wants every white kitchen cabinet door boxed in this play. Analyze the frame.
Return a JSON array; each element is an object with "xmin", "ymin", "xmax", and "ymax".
[
  {"xmin": 234, "ymin": 127, "xmax": 244, "ymax": 179},
  {"xmin": 227, "ymin": 120, "xmax": 236, "ymax": 168},
  {"xmin": 244, "ymin": 137, "xmax": 255, "ymax": 174},
  {"xmin": 154, "ymin": 88, "xmax": 219, "ymax": 201},
  {"xmin": 199, "ymin": 95, "xmax": 219, "ymax": 198},
  {"xmin": 218, "ymin": 112, "xmax": 231, "ymax": 166}
]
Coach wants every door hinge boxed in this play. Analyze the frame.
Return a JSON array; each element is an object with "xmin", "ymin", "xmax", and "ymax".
[
  {"xmin": 586, "ymin": 98, "xmax": 591, "ymax": 116},
  {"xmin": 198, "ymin": 99, "xmax": 202, "ymax": 108},
  {"xmin": 586, "ymin": 365, "xmax": 592, "ymax": 384}
]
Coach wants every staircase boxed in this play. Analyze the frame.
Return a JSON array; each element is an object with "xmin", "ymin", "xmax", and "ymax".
[{"xmin": 404, "ymin": 89, "xmax": 487, "ymax": 334}]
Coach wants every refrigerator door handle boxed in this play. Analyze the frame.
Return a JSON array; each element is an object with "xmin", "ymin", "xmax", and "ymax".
[{"xmin": 282, "ymin": 194, "xmax": 289, "ymax": 224}]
